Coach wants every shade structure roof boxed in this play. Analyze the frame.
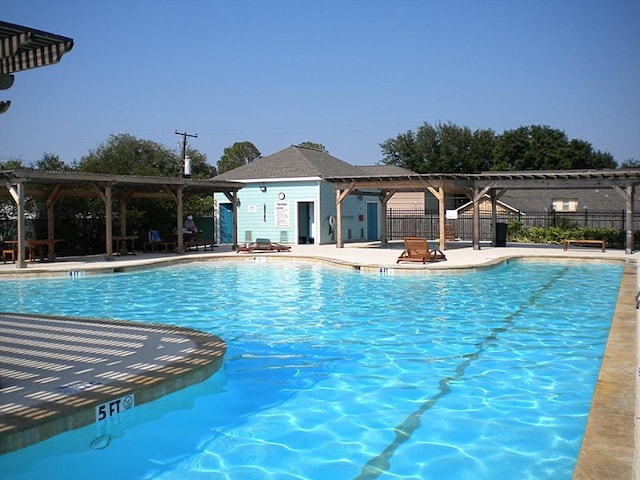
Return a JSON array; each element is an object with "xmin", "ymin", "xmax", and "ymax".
[
  {"xmin": 324, "ymin": 169, "xmax": 640, "ymax": 192},
  {"xmin": 0, "ymin": 170, "xmax": 245, "ymax": 267},
  {"xmin": 0, "ymin": 20, "xmax": 74, "ymax": 75},
  {"xmin": 322, "ymin": 168, "xmax": 640, "ymax": 253},
  {"xmin": 0, "ymin": 170, "xmax": 243, "ymax": 199}
]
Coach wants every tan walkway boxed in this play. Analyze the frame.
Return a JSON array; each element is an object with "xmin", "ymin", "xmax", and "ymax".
[{"xmin": 0, "ymin": 241, "xmax": 637, "ymax": 479}]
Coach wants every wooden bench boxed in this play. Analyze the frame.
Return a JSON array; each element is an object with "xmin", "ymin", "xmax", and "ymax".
[
  {"xmin": 143, "ymin": 240, "xmax": 176, "ymax": 253},
  {"xmin": 185, "ymin": 239, "xmax": 215, "ymax": 251},
  {"xmin": 563, "ymin": 239, "xmax": 606, "ymax": 252}
]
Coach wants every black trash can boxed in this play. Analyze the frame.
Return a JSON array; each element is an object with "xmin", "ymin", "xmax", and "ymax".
[{"xmin": 495, "ymin": 223, "xmax": 508, "ymax": 247}]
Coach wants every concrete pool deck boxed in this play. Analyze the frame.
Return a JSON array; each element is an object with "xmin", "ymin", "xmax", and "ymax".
[{"xmin": 0, "ymin": 241, "xmax": 637, "ymax": 479}]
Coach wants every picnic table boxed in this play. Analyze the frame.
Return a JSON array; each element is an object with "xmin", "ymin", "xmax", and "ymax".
[
  {"xmin": 8, "ymin": 239, "xmax": 65, "ymax": 262},
  {"xmin": 113, "ymin": 235, "xmax": 138, "ymax": 255}
]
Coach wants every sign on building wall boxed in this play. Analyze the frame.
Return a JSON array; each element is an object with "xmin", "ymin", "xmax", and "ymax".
[
  {"xmin": 275, "ymin": 202, "xmax": 289, "ymax": 227},
  {"xmin": 445, "ymin": 209, "xmax": 458, "ymax": 220}
]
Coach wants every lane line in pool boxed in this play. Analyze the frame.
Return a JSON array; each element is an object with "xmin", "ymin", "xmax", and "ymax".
[{"xmin": 354, "ymin": 267, "xmax": 570, "ymax": 480}]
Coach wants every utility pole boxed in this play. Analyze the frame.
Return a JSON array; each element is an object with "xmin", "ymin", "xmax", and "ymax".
[{"xmin": 175, "ymin": 130, "xmax": 198, "ymax": 177}]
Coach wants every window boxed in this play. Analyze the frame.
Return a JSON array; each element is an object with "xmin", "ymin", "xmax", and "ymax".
[{"xmin": 551, "ymin": 199, "xmax": 578, "ymax": 212}]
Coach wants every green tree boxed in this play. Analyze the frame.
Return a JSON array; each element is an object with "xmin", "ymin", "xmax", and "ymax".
[
  {"xmin": 469, "ymin": 128, "xmax": 497, "ymax": 173},
  {"xmin": 380, "ymin": 122, "xmax": 496, "ymax": 173},
  {"xmin": 35, "ymin": 153, "xmax": 73, "ymax": 172},
  {"xmin": 298, "ymin": 141, "xmax": 329, "ymax": 153},
  {"xmin": 0, "ymin": 158, "xmax": 25, "ymax": 170},
  {"xmin": 619, "ymin": 158, "xmax": 640, "ymax": 169},
  {"xmin": 492, "ymin": 125, "xmax": 616, "ymax": 171},
  {"xmin": 586, "ymin": 149, "xmax": 616, "ymax": 169},
  {"xmin": 79, "ymin": 133, "xmax": 180, "ymax": 176},
  {"xmin": 492, "ymin": 125, "xmax": 564, "ymax": 170},
  {"xmin": 217, "ymin": 141, "xmax": 261, "ymax": 174},
  {"xmin": 77, "ymin": 133, "xmax": 216, "ymax": 238},
  {"xmin": 379, "ymin": 129, "xmax": 422, "ymax": 172},
  {"xmin": 0, "ymin": 159, "xmax": 24, "ymax": 234}
]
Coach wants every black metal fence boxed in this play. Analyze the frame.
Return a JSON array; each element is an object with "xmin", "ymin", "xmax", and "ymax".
[{"xmin": 387, "ymin": 208, "xmax": 636, "ymax": 242}]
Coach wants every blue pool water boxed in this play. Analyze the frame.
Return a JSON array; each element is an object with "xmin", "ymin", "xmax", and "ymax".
[{"xmin": 0, "ymin": 259, "xmax": 623, "ymax": 479}]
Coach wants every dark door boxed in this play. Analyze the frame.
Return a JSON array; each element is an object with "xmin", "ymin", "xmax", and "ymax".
[
  {"xmin": 366, "ymin": 203, "xmax": 378, "ymax": 240},
  {"xmin": 297, "ymin": 202, "xmax": 314, "ymax": 244},
  {"xmin": 220, "ymin": 203, "xmax": 234, "ymax": 244}
]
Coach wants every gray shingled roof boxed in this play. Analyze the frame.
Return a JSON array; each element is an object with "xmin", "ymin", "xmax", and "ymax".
[
  {"xmin": 213, "ymin": 145, "xmax": 365, "ymax": 181},
  {"xmin": 500, "ymin": 189, "xmax": 627, "ymax": 211},
  {"xmin": 356, "ymin": 165, "xmax": 415, "ymax": 176}
]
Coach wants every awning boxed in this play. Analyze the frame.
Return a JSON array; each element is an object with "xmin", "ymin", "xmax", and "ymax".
[{"xmin": 0, "ymin": 20, "xmax": 74, "ymax": 74}]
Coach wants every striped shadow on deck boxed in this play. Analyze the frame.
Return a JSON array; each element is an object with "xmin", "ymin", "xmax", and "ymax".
[{"xmin": 0, "ymin": 312, "xmax": 226, "ymax": 454}]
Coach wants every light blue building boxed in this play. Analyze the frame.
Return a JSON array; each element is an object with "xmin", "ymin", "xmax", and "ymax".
[{"xmin": 213, "ymin": 145, "xmax": 385, "ymax": 245}]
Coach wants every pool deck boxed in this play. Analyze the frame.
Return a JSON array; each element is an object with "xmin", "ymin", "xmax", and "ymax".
[{"xmin": 0, "ymin": 241, "xmax": 637, "ymax": 479}]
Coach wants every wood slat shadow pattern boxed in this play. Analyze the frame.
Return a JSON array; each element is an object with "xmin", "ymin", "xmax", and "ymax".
[{"xmin": 0, "ymin": 312, "xmax": 226, "ymax": 453}]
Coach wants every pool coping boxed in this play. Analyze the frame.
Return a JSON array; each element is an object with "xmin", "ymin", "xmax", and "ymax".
[
  {"xmin": 572, "ymin": 258, "xmax": 637, "ymax": 479},
  {"xmin": 0, "ymin": 247, "xmax": 636, "ymax": 478}
]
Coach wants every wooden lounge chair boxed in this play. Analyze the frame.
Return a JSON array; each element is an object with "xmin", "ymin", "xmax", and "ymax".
[
  {"xmin": 444, "ymin": 223, "xmax": 457, "ymax": 241},
  {"xmin": 237, "ymin": 238, "xmax": 291, "ymax": 253},
  {"xmin": 397, "ymin": 237, "xmax": 446, "ymax": 264}
]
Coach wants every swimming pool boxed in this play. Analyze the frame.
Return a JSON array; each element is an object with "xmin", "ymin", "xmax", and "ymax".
[{"xmin": 0, "ymin": 259, "xmax": 623, "ymax": 479}]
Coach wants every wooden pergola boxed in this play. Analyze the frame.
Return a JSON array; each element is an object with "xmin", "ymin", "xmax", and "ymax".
[
  {"xmin": 1, "ymin": 170, "xmax": 243, "ymax": 268},
  {"xmin": 325, "ymin": 169, "xmax": 640, "ymax": 254}
]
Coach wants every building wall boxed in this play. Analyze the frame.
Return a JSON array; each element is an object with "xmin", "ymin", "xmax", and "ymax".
[
  {"xmin": 316, "ymin": 182, "xmax": 373, "ymax": 243},
  {"xmin": 499, "ymin": 188, "xmax": 631, "ymax": 212},
  {"xmin": 231, "ymin": 180, "xmax": 317, "ymax": 244},
  {"xmin": 387, "ymin": 191, "xmax": 426, "ymax": 211},
  {"xmin": 215, "ymin": 180, "xmax": 379, "ymax": 245},
  {"xmin": 457, "ymin": 199, "xmax": 517, "ymax": 217}
]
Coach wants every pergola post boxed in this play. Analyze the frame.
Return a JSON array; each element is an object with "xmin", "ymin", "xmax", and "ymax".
[
  {"xmin": 119, "ymin": 202, "xmax": 127, "ymax": 235},
  {"xmin": 471, "ymin": 186, "xmax": 490, "ymax": 250},
  {"xmin": 46, "ymin": 185, "xmax": 64, "ymax": 261},
  {"xmin": 334, "ymin": 184, "xmax": 355, "ymax": 248},
  {"xmin": 3, "ymin": 180, "xmax": 27, "ymax": 268},
  {"xmin": 611, "ymin": 184, "xmax": 636, "ymax": 254},
  {"xmin": 232, "ymin": 191, "xmax": 238, "ymax": 250},
  {"xmin": 177, "ymin": 186, "xmax": 184, "ymax": 253},
  {"xmin": 438, "ymin": 189, "xmax": 446, "ymax": 250},
  {"xmin": 426, "ymin": 186, "xmax": 446, "ymax": 250},
  {"xmin": 221, "ymin": 190, "xmax": 240, "ymax": 250},
  {"xmin": 626, "ymin": 185, "xmax": 634, "ymax": 254},
  {"xmin": 16, "ymin": 182, "xmax": 26, "ymax": 268},
  {"xmin": 472, "ymin": 189, "xmax": 481, "ymax": 250},
  {"xmin": 490, "ymin": 191, "xmax": 497, "ymax": 246},
  {"xmin": 335, "ymin": 189, "xmax": 344, "ymax": 248},
  {"xmin": 104, "ymin": 185, "xmax": 113, "ymax": 259},
  {"xmin": 379, "ymin": 190, "xmax": 395, "ymax": 245}
]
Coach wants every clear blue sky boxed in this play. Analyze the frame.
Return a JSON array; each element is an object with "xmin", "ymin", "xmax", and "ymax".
[{"xmin": 2, "ymin": 0, "xmax": 639, "ymax": 168}]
